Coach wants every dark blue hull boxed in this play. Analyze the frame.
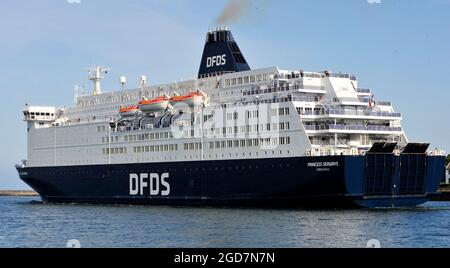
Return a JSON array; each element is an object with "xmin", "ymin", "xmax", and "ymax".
[{"xmin": 16, "ymin": 155, "xmax": 445, "ymax": 208}]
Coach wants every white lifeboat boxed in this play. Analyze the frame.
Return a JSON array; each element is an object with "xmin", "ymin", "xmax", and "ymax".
[
  {"xmin": 138, "ymin": 96, "xmax": 170, "ymax": 113},
  {"xmin": 119, "ymin": 105, "xmax": 140, "ymax": 117}
]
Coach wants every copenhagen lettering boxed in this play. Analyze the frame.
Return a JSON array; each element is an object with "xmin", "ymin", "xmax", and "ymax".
[
  {"xmin": 206, "ymin": 54, "xmax": 227, "ymax": 68},
  {"xmin": 129, "ymin": 173, "xmax": 170, "ymax": 196}
]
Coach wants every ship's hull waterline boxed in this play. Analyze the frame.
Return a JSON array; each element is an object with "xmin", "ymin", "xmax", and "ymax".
[{"xmin": 16, "ymin": 155, "xmax": 445, "ymax": 208}]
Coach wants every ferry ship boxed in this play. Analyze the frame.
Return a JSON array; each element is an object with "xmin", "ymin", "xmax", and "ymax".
[{"xmin": 16, "ymin": 28, "xmax": 445, "ymax": 208}]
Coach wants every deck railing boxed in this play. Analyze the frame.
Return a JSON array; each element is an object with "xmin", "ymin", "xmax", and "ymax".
[
  {"xmin": 301, "ymin": 109, "xmax": 401, "ymax": 118},
  {"xmin": 304, "ymin": 124, "xmax": 402, "ymax": 132}
]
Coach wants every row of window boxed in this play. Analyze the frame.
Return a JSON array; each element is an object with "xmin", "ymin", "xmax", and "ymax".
[
  {"xmin": 117, "ymin": 137, "xmax": 294, "ymax": 154},
  {"xmin": 243, "ymin": 85, "xmax": 291, "ymax": 96},
  {"xmin": 271, "ymin": 108, "xmax": 290, "ymax": 116},
  {"xmin": 223, "ymin": 108, "xmax": 290, "ymax": 121},
  {"xmin": 104, "ymin": 122, "xmax": 292, "ymax": 144},
  {"xmin": 209, "ymin": 137, "xmax": 291, "ymax": 149},
  {"xmin": 133, "ymin": 144, "xmax": 179, "ymax": 153},
  {"xmin": 124, "ymin": 132, "xmax": 172, "ymax": 142},
  {"xmin": 296, "ymin": 107, "xmax": 322, "ymax": 114},
  {"xmin": 103, "ymin": 136, "xmax": 119, "ymax": 143},
  {"xmin": 224, "ymin": 110, "xmax": 261, "ymax": 120},
  {"xmin": 184, "ymin": 137, "xmax": 292, "ymax": 151},
  {"xmin": 186, "ymin": 122, "xmax": 292, "ymax": 137},
  {"xmin": 102, "ymin": 147, "xmax": 127, "ymax": 155},
  {"xmin": 224, "ymin": 73, "xmax": 271, "ymax": 87},
  {"xmin": 24, "ymin": 112, "xmax": 54, "ymax": 117},
  {"xmin": 103, "ymin": 132, "xmax": 173, "ymax": 144}
]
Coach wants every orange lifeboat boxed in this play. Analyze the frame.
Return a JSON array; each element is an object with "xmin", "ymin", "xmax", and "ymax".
[
  {"xmin": 119, "ymin": 105, "xmax": 140, "ymax": 117},
  {"xmin": 170, "ymin": 92, "xmax": 204, "ymax": 107},
  {"xmin": 138, "ymin": 96, "xmax": 170, "ymax": 113}
]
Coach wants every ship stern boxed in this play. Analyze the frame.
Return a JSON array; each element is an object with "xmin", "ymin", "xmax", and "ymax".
[{"xmin": 344, "ymin": 144, "xmax": 445, "ymax": 208}]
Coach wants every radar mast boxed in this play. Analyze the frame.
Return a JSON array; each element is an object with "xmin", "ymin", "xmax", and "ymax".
[{"xmin": 85, "ymin": 66, "xmax": 112, "ymax": 95}]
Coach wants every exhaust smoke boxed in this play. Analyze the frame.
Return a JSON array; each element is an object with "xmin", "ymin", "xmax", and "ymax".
[{"xmin": 215, "ymin": 0, "xmax": 252, "ymax": 25}]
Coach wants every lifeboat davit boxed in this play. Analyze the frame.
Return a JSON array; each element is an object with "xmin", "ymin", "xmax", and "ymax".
[
  {"xmin": 119, "ymin": 105, "xmax": 140, "ymax": 117},
  {"xmin": 170, "ymin": 92, "xmax": 204, "ymax": 107},
  {"xmin": 138, "ymin": 96, "xmax": 170, "ymax": 113}
]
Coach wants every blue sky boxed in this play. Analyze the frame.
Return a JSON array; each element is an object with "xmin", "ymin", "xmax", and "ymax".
[{"xmin": 0, "ymin": 0, "xmax": 449, "ymax": 189}]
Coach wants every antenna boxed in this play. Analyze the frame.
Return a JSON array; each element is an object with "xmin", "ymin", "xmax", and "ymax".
[
  {"xmin": 140, "ymin": 75, "xmax": 147, "ymax": 88},
  {"xmin": 84, "ymin": 66, "xmax": 112, "ymax": 95},
  {"xmin": 74, "ymin": 85, "xmax": 79, "ymax": 104},
  {"xmin": 140, "ymin": 75, "xmax": 147, "ymax": 99},
  {"xmin": 120, "ymin": 76, "xmax": 127, "ymax": 91}
]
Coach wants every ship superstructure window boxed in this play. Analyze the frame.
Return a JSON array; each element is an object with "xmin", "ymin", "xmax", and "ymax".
[
  {"xmin": 227, "ymin": 113, "xmax": 238, "ymax": 120},
  {"xmin": 244, "ymin": 84, "xmax": 292, "ymax": 96},
  {"xmin": 184, "ymin": 143, "xmax": 202, "ymax": 151},
  {"xmin": 280, "ymin": 122, "xmax": 290, "ymax": 130},
  {"xmin": 224, "ymin": 75, "xmax": 257, "ymax": 88},
  {"xmin": 132, "ymin": 144, "xmax": 178, "ymax": 153},
  {"xmin": 120, "ymin": 131, "xmax": 173, "ymax": 143},
  {"xmin": 275, "ymin": 107, "xmax": 290, "ymax": 116},
  {"xmin": 200, "ymin": 137, "xmax": 291, "ymax": 150},
  {"xmin": 103, "ymin": 147, "xmax": 127, "ymax": 155}
]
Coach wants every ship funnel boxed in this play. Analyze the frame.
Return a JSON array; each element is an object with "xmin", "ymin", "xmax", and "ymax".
[{"xmin": 198, "ymin": 28, "xmax": 250, "ymax": 79}]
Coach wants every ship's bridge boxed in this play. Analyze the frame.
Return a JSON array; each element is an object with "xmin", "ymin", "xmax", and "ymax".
[{"xmin": 22, "ymin": 106, "xmax": 57, "ymax": 122}]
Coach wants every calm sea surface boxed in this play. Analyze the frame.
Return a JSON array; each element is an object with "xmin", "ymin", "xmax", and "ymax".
[{"xmin": 0, "ymin": 196, "xmax": 449, "ymax": 248}]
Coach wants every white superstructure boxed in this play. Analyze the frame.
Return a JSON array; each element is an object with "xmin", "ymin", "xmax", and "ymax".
[{"xmin": 23, "ymin": 65, "xmax": 407, "ymax": 168}]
